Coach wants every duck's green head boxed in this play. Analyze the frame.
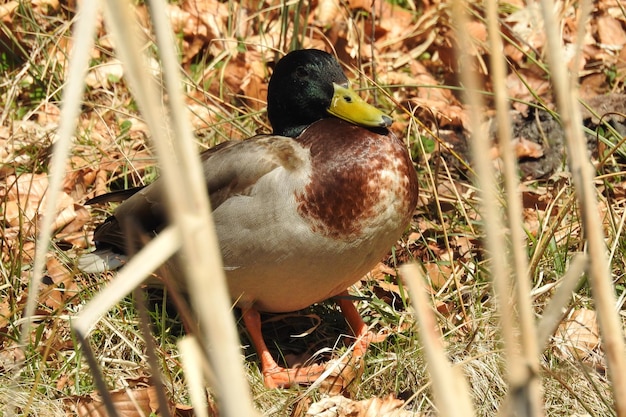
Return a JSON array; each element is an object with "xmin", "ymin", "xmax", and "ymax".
[{"xmin": 267, "ymin": 49, "xmax": 392, "ymax": 137}]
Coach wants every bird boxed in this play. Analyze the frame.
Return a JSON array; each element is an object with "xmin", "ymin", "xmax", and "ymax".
[{"xmin": 79, "ymin": 49, "xmax": 419, "ymax": 388}]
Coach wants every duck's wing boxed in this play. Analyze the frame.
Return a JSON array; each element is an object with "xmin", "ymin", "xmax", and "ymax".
[
  {"xmin": 199, "ymin": 135, "xmax": 308, "ymax": 208},
  {"xmin": 81, "ymin": 135, "xmax": 306, "ymax": 271}
]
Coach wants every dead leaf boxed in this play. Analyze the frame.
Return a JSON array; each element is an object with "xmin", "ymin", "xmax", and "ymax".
[
  {"xmin": 452, "ymin": 235, "xmax": 477, "ymax": 260},
  {"xmin": 555, "ymin": 309, "xmax": 604, "ymax": 370},
  {"xmin": 407, "ymin": 232, "xmax": 420, "ymax": 244},
  {"xmin": 368, "ymin": 262, "xmax": 397, "ymax": 281},
  {"xmin": 385, "ymin": 60, "xmax": 467, "ymax": 128},
  {"xmin": 85, "ymin": 59, "xmax": 125, "ymax": 89},
  {"xmin": 2, "ymin": 173, "xmax": 48, "ymax": 228},
  {"xmin": 373, "ymin": 280, "xmax": 406, "ymax": 311},
  {"xmin": 71, "ymin": 388, "xmax": 152, "ymax": 417},
  {"xmin": 0, "ymin": 342, "xmax": 26, "ymax": 373},
  {"xmin": 40, "ymin": 256, "xmax": 79, "ymax": 309},
  {"xmin": 306, "ymin": 394, "xmax": 417, "ymax": 416},
  {"xmin": 521, "ymin": 186, "xmax": 550, "ymax": 211},
  {"xmin": 597, "ymin": 16, "xmax": 626, "ymax": 49},
  {"xmin": 36, "ymin": 102, "xmax": 61, "ymax": 126},
  {"xmin": 317, "ymin": 354, "xmax": 366, "ymax": 396},
  {"xmin": 0, "ymin": 1, "xmax": 19, "ymax": 23},
  {"xmin": 31, "ymin": 0, "xmax": 59, "ymax": 14},
  {"xmin": 180, "ymin": 0, "xmax": 232, "ymax": 61},
  {"xmin": 424, "ymin": 262, "xmax": 451, "ymax": 290},
  {"xmin": 513, "ymin": 137, "xmax": 544, "ymax": 159},
  {"xmin": 187, "ymin": 98, "xmax": 223, "ymax": 130},
  {"xmin": 316, "ymin": 0, "xmax": 341, "ymax": 26},
  {"xmin": 580, "ymin": 73, "xmax": 612, "ymax": 98},
  {"xmin": 59, "ymin": 204, "xmax": 91, "ymax": 235},
  {"xmin": 1, "ymin": 173, "xmax": 76, "ymax": 232},
  {"xmin": 522, "ymin": 207, "xmax": 541, "ymax": 237},
  {"xmin": 69, "ymin": 385, "xmax": 184, "ymax": 417},
  {"xmin": 348, "ymin": 0, "xmax": 417, "ymax": 53},
  {"xmin": 0, "ymin": 295, "xmax": 16, "ymax": 332},
  {"xmin": 465, "ymin": 20, "xmax": 488, "ymax": 56},
  {"xmin": 505, "ymin": 3, "xmax": 547, "ymax": 52},
  {"xmin": 506, "ymin": 69, "xmax": 552, "ymax": 114},
  {"xmin": 241, "ymin": 58, "xmax": 268, "ymax": 111}
]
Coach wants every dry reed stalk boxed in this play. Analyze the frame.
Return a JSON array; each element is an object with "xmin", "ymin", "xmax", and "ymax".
[
  {"xmin": 536, "ymin": 253, "xmax": 588, "ymax": 350},
  {"xmin": 179, "ymin": 336, "xmax": 212, "ymax": 417},
  {"xmin": 66, "ymin": 0, "xmax": 260, "ymax": 415},
  {"xmin": 21, "ymin": 0, "xmax": 100, "ymax": 348},
  {"xmin": 485, "ymin": 0, "xmax": 544, "ymax": 414},
  {"xmin": 538, "ymin": 0, "xmax": 626, "ymax": 414},
  {"xmin": 451, "ymin": 1, "xmax": 544, "ymax": 415},
  {"xmin": 401, "ymin": 263, "xmax": 475, "ymax": 417}
]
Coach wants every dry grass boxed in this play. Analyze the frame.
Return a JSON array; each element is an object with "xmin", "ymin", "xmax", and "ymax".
[{"xmin": 2, "ymin": 0, "xmax": 626, "ymax": 416}]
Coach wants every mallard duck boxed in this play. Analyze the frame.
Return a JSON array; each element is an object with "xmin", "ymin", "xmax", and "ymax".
[{"xmin": 80, "ymin": 49, "xmax": 419, "ymax": 388}]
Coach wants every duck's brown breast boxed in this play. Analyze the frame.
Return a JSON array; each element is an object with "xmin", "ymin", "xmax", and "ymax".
[{"xmin": 295, "ymin": 118, "xmax": 418, "ymax": 241}]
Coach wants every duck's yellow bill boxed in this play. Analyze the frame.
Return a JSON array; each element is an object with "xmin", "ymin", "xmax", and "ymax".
[{"xmin": 327, "ymin": 83, "xmax": 393, "ymax": 128}]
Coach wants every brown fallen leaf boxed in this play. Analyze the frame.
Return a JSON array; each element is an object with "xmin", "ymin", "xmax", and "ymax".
[
  {"xmin": 368, "ymin": 262, "xmax": 397, "ymax": 282},
  {"xmin": 506, "ymin": 69, "xmax": 552, "ymax": 114},
  {"xmin": 522, "ymin": 207, "xmax": 541, "ymax": 237},
  {"xmin": 0, "ymin": 342, "xmax": 26, "ymax": 374},
  {"xmin": 513, "ymin": 136, "xmax": 544, "ymax": 159},
  {"xmin": 505, "ymin": 3, "xmax": 547, "ymax": 53},
  {"xmin": 40, "ymin": 255, "xmax": 81, "ymax": 310},
  {"xmin": 58, "ymin": 204, "xmax": 91, "ymax": 235},
  {"xmin": 464, "ymin": 20, "xmax": 488, "ymax": 56},
  {"xmin": 35, "ymin": 102, "xmax": 61, "ymax": 126},
  {"xmin": 306, "ymin": 394, "xmax": 418, "ymax": 416},
  {"xmin": 181, "ymin": 0, "xmax": 231, "ymax": 60},
  {"xmin": 555, "ymin": 308, "xmax": 605, "ymax": 371},
  {"xmin": 520, "ymin": 186, "xmax": 550, "ymax": 211},
  {"xmin": 596, "ymin": 15, "xmax": 626, "ymax": 49},
  {"xmin": 423, "ymin": 262, "xmax": 451, "ymax": 291},
  {"xmin": 1, "ymin": 173, "xmax": 77, "ymax": 234},
  {"xmin": 241, "ymin": 57, "xmax": 268, "ymax": 111},
  {"xmin": 31, "ymin": 0, "xmax": 59, "ymax": 14},
  {"xmin": 71, "ymin": 387, "xmax": 152, "ymax": 417},
  {"xmin": 347, "ymin": 0, "xmax": 416, "ymax": 51},
  {"xmin": 85, "ymin": 59, "xmax": 125, "ymax": 89},
  {"xmin": 3, "ymin": 173, "xmax": 48, "ymax": 228},
  {"xmin": 0, "ymin": 1, "xmax": 19, "ymax": 23},
  {"xmin": 315, "ymin": 0, "xmax": 341, "ymax": 26},
  {"xmin": 317, "ymin": 354, "xmax": 367, "ymax": 396},
  {"xmin": 452, "ymin": 235, "xmax": 478, "ymax": 261},
  {"xmin": 68, "ymin": 385, "xmax": 183, "ymax": 417}
]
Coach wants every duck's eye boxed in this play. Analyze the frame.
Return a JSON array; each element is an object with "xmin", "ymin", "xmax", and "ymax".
[{"xmin": 296, "ymin": 66, "xmax": 308, "ymax": 78}]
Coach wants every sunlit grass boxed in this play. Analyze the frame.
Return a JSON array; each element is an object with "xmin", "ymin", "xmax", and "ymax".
[{"xmin": 1, "ymin": 0, "xmax": 625, "ymax": 416}]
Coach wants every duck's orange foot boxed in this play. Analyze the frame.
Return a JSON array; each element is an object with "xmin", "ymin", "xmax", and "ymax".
[
  {"xmin": 262, "ymin": 363, "xmax": 327, "ymax": 388},
  {"xmin": 259, "ymin": 331, "xmax": 376, "ymax": 390},
  {"xmin": 263, "ymin": 351, "xmax": 367, "ymax": 393},
  {"xmin": 242, "ymin": 299, "xmax": 382, "ymax": 390}
]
